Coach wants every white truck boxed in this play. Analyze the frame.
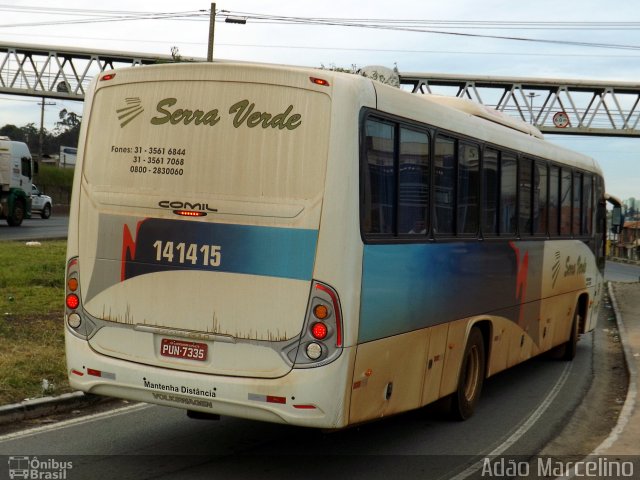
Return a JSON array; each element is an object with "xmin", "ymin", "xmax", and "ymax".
[{"xmin": 0, "ymin": 136, "xmax": 33, "ymax": 226}]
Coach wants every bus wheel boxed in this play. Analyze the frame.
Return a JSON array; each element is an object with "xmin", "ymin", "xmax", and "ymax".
[
  {"xmin": 451, "ymin": 327, "xmax": 485, "ymax": 421},
  {"xmin": 7, "ymin": 199, "xmax": 25, "ymax": 226},
  {"xmin": 560, "ymin": 308, "xmax": 581, "ymax": 361}
]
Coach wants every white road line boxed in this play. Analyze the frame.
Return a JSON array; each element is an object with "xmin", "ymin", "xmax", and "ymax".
[
  {"xmin": 0, "ymin": 403, "xmax": 150, "ymax": 443},
  {"xmin": 448, "ymin": 362, "xmax": 574, "ymax": 480},
  {"xmin": 555, "ymin": 283, "xmax": 639, "ymax": 480},
  {"xmin": 592, "ymin": 283, "xmax": 637, "ymax": 454}
]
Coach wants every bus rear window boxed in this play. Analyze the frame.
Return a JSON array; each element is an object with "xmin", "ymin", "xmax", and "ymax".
[{"xmin": 83, "ymin": 81, "xmax": 330, "ymax": 203}]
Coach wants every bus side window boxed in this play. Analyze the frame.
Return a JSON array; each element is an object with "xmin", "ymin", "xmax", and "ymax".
[
  {"xmin": 398, "ymin": 128, "xmax": 430, "ymax": 235},
  {"xmin": 500, "ymin": 153, "xmax": 517, "ymax": 235},
  {"xmin": 363, "ymin": 119, "xmax": 395, "ymax": 235},
  {"xmin": 549, "ymin": 165, "xmax": 560, "ymax": 236},
  {"xmin": 434, "ymin": 135, "xmax": 456, "ymax": 235},
  {"xmin": 560, "ymin": 168, "xmax": 572, "ymax": 236},
  {"xmin": 533, "ymin": 160, "xmax": 548, "ymax": 235},
  {"xmin": 573, "ymin": 172, "xmax": 583, "ymax": 235},
  {"xmin": 519, "ymin": 157, "xmax": 533, "ymax": 236},
  {"xmin": 458, "ymin": 143, "xmax": 479, "ymax": 235},
  {"xmin": 482, "ymin": 148, "xmax": 499, "ymax": 235},
  {"xmin": 583, "ymin": 174, "xmax": 593, "ymax": 235}
]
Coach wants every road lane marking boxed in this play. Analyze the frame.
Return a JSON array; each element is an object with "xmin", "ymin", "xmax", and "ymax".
[
  {"xmin": 0, "ymin": 403, "xmax": 150, "ymax": 443},
  {"xmin": 448, "ymin": 362, "xmax": 573, "ymax": 480}
]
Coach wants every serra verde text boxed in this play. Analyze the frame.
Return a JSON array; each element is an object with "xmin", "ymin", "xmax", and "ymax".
[{"xmin": 150, "ymin": 98, "xmax": 303, "ymax": 130}]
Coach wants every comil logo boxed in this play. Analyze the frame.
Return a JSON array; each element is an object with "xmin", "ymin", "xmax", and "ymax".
[{"xmin": 116, "ymin": 97, "xmax": 144, "ymax": 128}]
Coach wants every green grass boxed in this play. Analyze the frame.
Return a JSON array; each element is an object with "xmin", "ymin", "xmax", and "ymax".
[
  {"xmin": 0, "ymin": 240, "xmax": 71, "ymax": 404},
  {"xmin": 36, "ymin": 163, "xmax": 74, "ymax": 189}
]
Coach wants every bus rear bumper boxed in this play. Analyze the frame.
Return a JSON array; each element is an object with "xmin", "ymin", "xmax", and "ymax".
[{"xmin": 65, "ymin": 332, "xmax": 351, "ymax": 429}]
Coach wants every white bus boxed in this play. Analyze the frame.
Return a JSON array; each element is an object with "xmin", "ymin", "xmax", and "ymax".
[{"xmin": 65, "ymin": 62, "xmax": 607, "ymax": 428}]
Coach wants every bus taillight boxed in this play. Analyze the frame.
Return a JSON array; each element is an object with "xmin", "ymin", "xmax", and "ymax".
[
  {"xmin": 66, "ymin": 293, "xmax": 80, "ymax": 309},
  {"xmin": 291, "ymin": 280, "xmax": 344, "ymax": 368},
  {"xmin": 65, "ymin": 256, "xmax": 96, "ymax": 337},
  {"xmin": 314, "ymin": 282, "xmax": 342, "ymax": 347},
  {"xmin": 311, "ymin": 322, "xmax": 328, "ymax": 340}
]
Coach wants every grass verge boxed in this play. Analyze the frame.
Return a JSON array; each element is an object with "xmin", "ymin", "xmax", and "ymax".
[{"xmin": 0, "ymin": 240, "xmax": 72, "ymax": 404}]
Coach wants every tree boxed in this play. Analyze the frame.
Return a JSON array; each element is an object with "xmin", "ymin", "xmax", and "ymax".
[
  {"xmin": 0, "ymin": 123, "xmax": 43, "ymax": 152},
  {"xmin": 53, "ymin": 109, "xmax": 82, "ymax": 150},
  {"xmin": 1, "ymin": 107, "xmax": 81, "ymax": 157},
  {"xmin": 0, "ymin": 124, "xmax": 25, "ymax": 142}
]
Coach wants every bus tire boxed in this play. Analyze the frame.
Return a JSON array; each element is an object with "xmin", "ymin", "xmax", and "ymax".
[
  {"xmin": 561, "ymin": 307, "xmax": 581, "ymax": 361},
  {"xmin": 7, "ymin": 199, "xmax": 25, "ymax": 226},
  {"xmin": 547, "ymin": 304, "xmax": 581, "ymax": 361},
  {"xmin": 451, "ymin": 326, "xmax": 485, "ymax": 421}
]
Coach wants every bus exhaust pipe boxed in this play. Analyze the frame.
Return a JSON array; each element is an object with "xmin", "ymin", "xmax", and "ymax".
[{"xmin": 187, "ymin": 410, "xmax": 221, "ymax": 421}]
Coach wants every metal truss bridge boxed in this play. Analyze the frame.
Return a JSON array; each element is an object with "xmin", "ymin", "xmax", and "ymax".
[
  {"xmin": 2, "ymin": 42, "xmax": 640, "ymax": 137},
  {"xmin": 400, "ymin": 73, "xmax": 640, "ymax": 138},
  {"xmin": 0, "ymin": 42, "xmax": 175, "ymax": 101}
]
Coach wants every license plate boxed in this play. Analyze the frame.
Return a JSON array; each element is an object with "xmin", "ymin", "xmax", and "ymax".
[{"xmin": 160, "ymin": 338, "xmax": 208, "ymax": 361}]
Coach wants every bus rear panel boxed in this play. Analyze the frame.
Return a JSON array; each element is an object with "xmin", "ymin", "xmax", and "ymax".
[{"xmin": 65, "ymin": 63, "xmax": 354, "ymax": 428}]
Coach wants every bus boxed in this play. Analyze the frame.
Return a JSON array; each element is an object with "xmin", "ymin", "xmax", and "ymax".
[{"xmin": 65, "ymin": 62, "xmax": 607, "ymax": 429}]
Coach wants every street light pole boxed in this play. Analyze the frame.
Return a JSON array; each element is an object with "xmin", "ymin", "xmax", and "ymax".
[{"xmin": 207, "ymin": 3, "xmax": 216, "ymax": 62}]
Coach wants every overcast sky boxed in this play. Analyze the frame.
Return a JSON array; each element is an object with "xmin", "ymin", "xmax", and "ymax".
[{"xmin": 1, "ymin": 0, "xmax": 639, "ymax": 200}]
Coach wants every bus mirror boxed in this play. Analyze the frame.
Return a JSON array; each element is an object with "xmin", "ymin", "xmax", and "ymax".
[{"xmin": 611, "ymin": 206, "xmax": 622, "ymax": 227}]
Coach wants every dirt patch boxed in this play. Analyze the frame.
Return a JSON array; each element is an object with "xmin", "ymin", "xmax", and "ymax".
[{"xmin": 538, "ymin": 289, "xmax": 628, "ymax": 458}]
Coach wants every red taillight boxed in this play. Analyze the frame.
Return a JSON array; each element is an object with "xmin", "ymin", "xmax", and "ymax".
[
  {"xmin": 100, "ymin": 73, "xmax": 116, "ymax": 81},
  {"xmin": 66, "ymin": 293, "xmax": 80, "ymax": 309},
  {"xmin": 310, "ymin": 77, "xmax": 330, "ymax": 87},
  {"xmin": 315, "ymin": 283, "xmax": 342, "ymax": 347},
  {"xmin": 311, "ymin": 322, "xmax": 328, "ymax": 340}
]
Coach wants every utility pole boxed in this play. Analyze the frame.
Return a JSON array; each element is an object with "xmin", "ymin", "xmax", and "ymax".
[
  {"xmin": 38, "ymin": 97, "xmax": 56, "ymax": 163},
  {"xmin": 207, "ymin": 3, "xmax": 216, "ymax": 62}
]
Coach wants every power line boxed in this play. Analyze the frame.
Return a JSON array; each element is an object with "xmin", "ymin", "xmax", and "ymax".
[
  {"xmin": 0, "ymin": 9, "xmax": 206, "ymax": 28},
  {"xmin": 1, "ymin": 6, "xmax": 640, "ymax": 52},
  {"xmin": 3, "ymin": 29, "xmax": 640, "ymax": 58},
  {"xmin": 217, "ymin": 11, "xmax": 640, "ymax": 51},
  {"xmin": 3, "ymin": 5, "xmax": 640, "ymax": 30}
]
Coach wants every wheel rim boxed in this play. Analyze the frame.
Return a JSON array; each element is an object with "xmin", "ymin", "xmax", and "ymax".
[
  {"xmin": 463, "ymin": 345, "xmax": 480, "ymax": 401},
  {"xmin": 14, "ymin": 203, "xmax": 24, "ymax": 222}
]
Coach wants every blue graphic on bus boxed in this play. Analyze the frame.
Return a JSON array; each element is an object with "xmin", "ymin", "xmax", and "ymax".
[{"xmin": 121, "ymin": 218, "xmax": 318, "ymax": 282}]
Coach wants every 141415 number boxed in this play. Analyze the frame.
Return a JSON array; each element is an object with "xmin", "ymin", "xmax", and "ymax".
[{"xmin": 152, "ymin": 241, "xmax": 221, "ymax": 267}]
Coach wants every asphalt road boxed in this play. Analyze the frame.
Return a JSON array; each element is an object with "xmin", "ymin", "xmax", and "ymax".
[
  {"xmin": 0, "ymin": 214, "xmax": 69, "ymax": 241},
  {"xmin": 605, "ymin": 260, "xmax": 640, "ymax": 282},
  {"xmin": 0, "ymin": 331, "xmax": 594, "ymax": 480}
]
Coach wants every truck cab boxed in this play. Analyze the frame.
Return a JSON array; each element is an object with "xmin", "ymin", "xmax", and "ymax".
[{"xmin": 0, "ymin": 137, "xmax": 33, "ymax": 226}]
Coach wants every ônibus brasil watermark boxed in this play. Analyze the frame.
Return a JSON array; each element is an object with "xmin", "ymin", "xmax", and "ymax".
[{"xmin": 7, "ymin": 456, "xmax": 73, "ymax": 479}]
